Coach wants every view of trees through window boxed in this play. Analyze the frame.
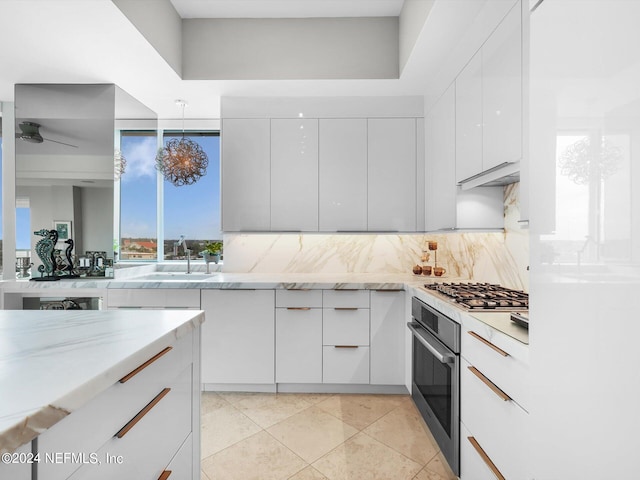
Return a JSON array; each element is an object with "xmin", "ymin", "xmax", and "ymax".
[{"xmin": 119, "ymin": 131, "xmax": 221, "ymax": 261}]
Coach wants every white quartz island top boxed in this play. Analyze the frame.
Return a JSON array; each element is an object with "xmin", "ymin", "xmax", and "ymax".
[{"xmin": 0, "ymin": 309, "xmax": 204, "ymax": 453}]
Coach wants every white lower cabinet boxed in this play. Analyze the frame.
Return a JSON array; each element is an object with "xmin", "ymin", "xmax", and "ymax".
[
  {"xmin": 276, "ymin": 307, "xmax": 323, "ymax": 383},
  {"xmin": 106, "ymin": 289, "xmax": 200, "ymax": 309},
  {"xmin": 34, "ymin": 330, "xmax": 197, "ymax": 480},
  {"xmin": 460, "ymin": 314, "xmax": 530, "ymax": 480},
  {"xmin": 460, "ymin": 422, "xmax": 500, "ymax": 480},
  {"xmin": 201, "ymin": 289, "xmax": 275, "ymax": 385},
  {"xmin": 323, "ymin": 346, "xmax": 370, "ymax": 384},
  {"xmin": 0, "ymin": 442, "xmax": 31, "ymax": 480},
  {"xmin": 160, "ymin": 434, "xmax": 193, "ymax": 480},
  {"xmin": 370, "ymin": 290, "xmax": 405, "ymax": 385}
]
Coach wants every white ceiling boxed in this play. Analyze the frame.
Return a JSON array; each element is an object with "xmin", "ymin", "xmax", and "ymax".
[
  {"xmin": 170, "ymin": 0, "xmax": 405, "ymax": 18},
  {"xmin": 0, "ymin": 0, "xmax": 492, "ymax": 120}
]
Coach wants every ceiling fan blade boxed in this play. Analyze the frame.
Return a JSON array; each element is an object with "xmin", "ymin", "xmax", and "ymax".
[{"xmin": 42, "ymin": 137, "xmax": 78, "ymax": 148}]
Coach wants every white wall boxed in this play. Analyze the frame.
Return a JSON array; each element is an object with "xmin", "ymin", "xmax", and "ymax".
[
  {"xmin": 183, "ymin": 17, "xmax": 399, "ymax": 80},
  {"xmin": 399, "ymin": 0, "xmax": 434, "ymax": 74}
]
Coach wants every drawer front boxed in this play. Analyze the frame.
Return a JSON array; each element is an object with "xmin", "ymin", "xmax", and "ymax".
[
  {"xmin": 69, "ymin": 364, "xmax": 192, "ymax": 480},
  {"xmin": 0, "ymin": 442, "xmax": 31, "ymax": 480},
  {"xmin": 160, "ymin": 434, "xmax": 193, "ymax": 480},
  {"xmin": 323, "ymin": 308, "xmax": 370, "ymax": 346},
  {"xmin": 460, "ymin": 422, "xmax": 502, "ymax": 480},
  {"xmin": 38, "ymin": 332, "xmax": 192, "ymax": 480},
  {"xmin": 276, "ymin": 308, "xmax": 323, "ymax": 383},
  {"xmin": 461, "ymin": 322, "xmax": 529, "ymax": 410},
  {"xmin": 461, "ymin": 358, "xmax": 529, "ymax": 480},
  {"xmin": 322, "ymin": 290, "xmax": 369, "ymax": 308},
  {"xmin": 276, "ymin": 289, "xmax": 323, "ymax": 308},
  {"xmin": 107, "ymin": 289, "xmax": 201, "ymax": 308},
  {"xmin": 323, "ymin": 346, "xmax": 369, "ymax": 384}
]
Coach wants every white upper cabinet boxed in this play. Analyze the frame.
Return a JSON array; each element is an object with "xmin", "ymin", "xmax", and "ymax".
[
  {"xmin": 318, "ymin": 119, "xmax": 368, "ymax": 231},
  {"xmin": 456, "ymin": 50, "xmax": 484, "ymax": 183},
  {"xmin": 368, "ymin": 118, "xmax": 417, "ymax": 231},
  {"xmin": 271, "ymin": 119, "xmax": 319, "ymax": 231},
  {"xmin": 482, "ymin": 2, "xmax": 522, "ymax": 171},
  {"xmin": 221, "ymin": 119, "xmax": 271, "ymax": 231},
  {"xmin": 425, "ymin": 84, "xmax": 457, "ymax": 231}
]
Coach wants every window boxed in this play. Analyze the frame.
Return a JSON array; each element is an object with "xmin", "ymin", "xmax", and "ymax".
[{"xmin": 118, "ymin": 130, "xmax": 221, "ymax": 261}]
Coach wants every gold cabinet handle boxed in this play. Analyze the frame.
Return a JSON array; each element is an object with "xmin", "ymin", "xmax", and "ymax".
[
  {"xmin": 115, "ymin": 388, "xmax": 171, "ymax": 438},
  {"xmin": 468, "ymin": 331, "xmax": 509, "ymax": 357},
  {"xmin": 468, "ymin": 366, "xmax": 511, "ymax": 402},
  {"xmin": 334, "ymin": 307, "xmax": 358, "ymax": 311},
  {"xmin": 286, "ymin": 307, "xmax": 311, "ymax": 310},
  {"xmin": 334, "ymin": 345, "xmax": 359, "ymax": 349},
  {"xmin": 158, "ymin": 471, "xmax": 172, "ymax": 480},
  {"xmin": 467, "ymin": 436, "xmax": 505, "ymax": 480},
  {"xmin": 119, "ymin": 346, "xmax": 173, "ymax": 383}
]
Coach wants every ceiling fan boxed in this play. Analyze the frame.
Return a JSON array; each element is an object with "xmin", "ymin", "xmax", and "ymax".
[{"xmin": 16, "ymin": 121, "xmax": 78, "ymax": 148}]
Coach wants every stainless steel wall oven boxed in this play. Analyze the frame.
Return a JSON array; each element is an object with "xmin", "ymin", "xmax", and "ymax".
[{"xmin": 408, "ymin": 297, "xmax": 460, "ymax": 476}]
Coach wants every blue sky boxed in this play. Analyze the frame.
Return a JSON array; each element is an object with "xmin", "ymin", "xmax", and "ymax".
[{"xmin": 120, "ymin": 133, "xmax": 221, "ymax": 240}]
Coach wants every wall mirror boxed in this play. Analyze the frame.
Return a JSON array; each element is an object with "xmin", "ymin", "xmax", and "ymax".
[{"xmin": 14, "ymin": 84, "xmax": 156, "ymax": 278}]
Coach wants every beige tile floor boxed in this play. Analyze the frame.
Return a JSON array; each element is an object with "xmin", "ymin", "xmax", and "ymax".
[{"xmin": 200, "ymin": 392, "xmax": 458, "ymax": 480}]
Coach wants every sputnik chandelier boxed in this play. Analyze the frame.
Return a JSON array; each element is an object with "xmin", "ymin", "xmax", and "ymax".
[{"xmin": 156, "ymin": 100, "xmax": 208, "ymax": 186}]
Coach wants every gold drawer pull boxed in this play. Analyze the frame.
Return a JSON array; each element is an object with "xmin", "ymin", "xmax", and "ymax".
[
  {"xmin": 468, "ymin": 331, "xmax": 509, "ymax": 357},
  {"xmin": 115, "ymin": 388, "xmax": 171, "ymax": 438},
  {"xmin": 287, "ymin": 307, "xmax": 311, "ymax": 310},
  {"xmin": 467, "ymin": 436, "xmax": 505, "ymax": 480},
  {"xmin": 119, "ymin": 346, "xmax": 173, "ymax": 383},
  {"xmin": 468, "ymin": 366, "xmax": 511, "ymax": 402},
  {"xmin": 335, "ymin": 345, "xmax": 359, "ymax": 349},
  {"xmin": 158, "ymin": 471, "xmax": 172, "ymax": 480},
  {"xmin": 334, "ymin": 307, "xmax": 358, "ymax": 311}
]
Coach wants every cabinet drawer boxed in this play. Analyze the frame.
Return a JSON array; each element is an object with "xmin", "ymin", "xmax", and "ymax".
[
  {"xmin": 461, "ymin": 358, "xmax": 529, "ymax": 480},
  {"xmin": 160, "ymin": 434, "xmax": 193, "ymax": 480},
  {"xmin": 108, "ymin": 289, "xmax": 200, "ymax": 308},
  {"xmin": 323, "ymin": 346, "xmax": 369, "ymax": 384},
  {"xmin": 460, "ymin": 422, "xmax": 503, "ymax": 480},
  {"xmin": 461, "ymin": 318, "xmax": 529, "ymax": 409},
  {"xmin": 276, "ymin": 308, "xmax": 322, "ymax": 383},
  {"xmin": 68, "ymin": 364, "xmax": 192, "ymax": 480},
  {"xmin": 323, "ymin": 308, "xmax": 370, "ymax": 346},
  {"xmin": 0, "ymin": 442, "xmax": 30, "ymax": 480},
  {"xmin": 322, "ymin": 290, "xmax": 369, "ymax": 308},
  {"xmin": 276, "ymin": 289, "xmax": 323, "ymax": 308},
  {"xmin": 38, "ymin": 332, "xmax": 192, "ymax": 480}
]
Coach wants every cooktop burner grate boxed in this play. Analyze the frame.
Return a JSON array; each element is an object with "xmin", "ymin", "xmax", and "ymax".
[{"xmin": 424, "ymin": 282, "xmax": 529, "ymax": 311}]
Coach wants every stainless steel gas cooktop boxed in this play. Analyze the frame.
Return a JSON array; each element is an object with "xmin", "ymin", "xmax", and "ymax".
[{"xmin": 423, "ymin": 282, "xmax": 529, "ymax": 312}]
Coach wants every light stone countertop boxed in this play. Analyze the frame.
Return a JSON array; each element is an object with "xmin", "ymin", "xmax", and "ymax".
[{"xmin": 0, "ymin": 309, "xmax": 205, "ymax": 454}]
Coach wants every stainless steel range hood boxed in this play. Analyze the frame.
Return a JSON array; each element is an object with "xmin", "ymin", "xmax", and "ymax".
[{"xmin": 457, "ymin": 161, "xmax": 520, "ymax": 190}]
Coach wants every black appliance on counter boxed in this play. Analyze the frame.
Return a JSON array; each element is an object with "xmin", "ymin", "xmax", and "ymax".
[{"xmin": 408, "ymin": 297, "xmax": 460, "ymax": 476}]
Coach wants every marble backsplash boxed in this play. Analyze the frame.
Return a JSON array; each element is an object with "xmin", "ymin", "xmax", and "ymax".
[{"xmin": 223, "ymin": 183, "xmax": 528, "ymax": 291}]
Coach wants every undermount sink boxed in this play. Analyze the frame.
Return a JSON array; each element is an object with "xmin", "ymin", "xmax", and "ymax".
[{"xmin": 132, "ymin": 272, "xmax": 218, "ymax": 281}]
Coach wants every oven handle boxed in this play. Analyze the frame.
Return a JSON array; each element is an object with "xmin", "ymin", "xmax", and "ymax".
[{"xmin": 407, "ymin": 322, "xmax": 455, "ymax": 364}]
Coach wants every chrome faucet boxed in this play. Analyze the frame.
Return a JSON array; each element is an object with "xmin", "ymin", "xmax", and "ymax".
[{"xmin": 174, "ymin": 235, "xmax": 191, "ymax": 274}]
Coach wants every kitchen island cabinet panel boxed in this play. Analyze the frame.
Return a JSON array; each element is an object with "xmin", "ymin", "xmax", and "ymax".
[
  {"xmin": 271, "ymin": 119, "xmax": 319, "ymax": 231},
  {"xmin": 200, "ymin": 289, "xmax": 275, "ymax": 385},
  {"xmin": 221, "ymin": 119, "xmax": 271, "ymax": 231},
  {"xmin": 319, "ymin": 118, "xmax": 368, "ymax": 231},
  {"xmin": 37, "ymin": 331, "xmax": 193, "ymax": 480},
  {"xmin": 370, "ymin": 290, "xmax": 405, "ymax": 385},
  {"xmin": 0, "ymin": 442, "xmax": 30, "ymax": 480},
  {"xmin": 367, "ymin": 118, "xmax": 417, "ymax": 232}
]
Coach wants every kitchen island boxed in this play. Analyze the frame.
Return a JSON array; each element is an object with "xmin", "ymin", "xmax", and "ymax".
[{"xmin": 0, "ymin": 309, "xmax": 204, "ymax": 479}]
